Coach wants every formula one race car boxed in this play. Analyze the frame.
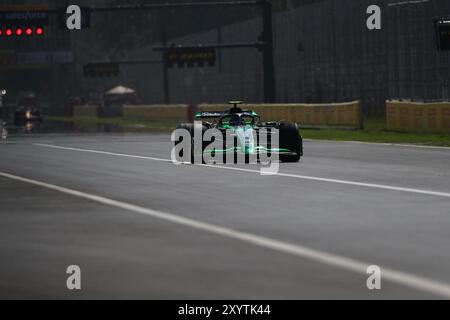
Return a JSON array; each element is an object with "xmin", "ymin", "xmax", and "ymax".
[
  {"xmin": 15, "ymin": 107, "xmax": 43, "ymax": 125},
  {"xmin": 175, "ymin": 101, "xmax": 303, "ymax": 164},
  {"xmin": 14, "ymin": 91, "xmax": 43, "ymax": 125}
]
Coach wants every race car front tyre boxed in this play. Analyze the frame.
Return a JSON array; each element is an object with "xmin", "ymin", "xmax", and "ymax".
[{"xmin": 176, "ymin": 123, "xmax": 207, "ymax": 164}]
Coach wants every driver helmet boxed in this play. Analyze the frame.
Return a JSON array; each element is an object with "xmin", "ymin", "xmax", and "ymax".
[{"xmin": 229, "ymin": 114, "xmax": 244, "ymax": 126}]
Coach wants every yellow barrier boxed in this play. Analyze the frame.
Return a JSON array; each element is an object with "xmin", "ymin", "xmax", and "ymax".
[
  {"xmin": 198, "ymin": 101, "xmax": 362, "ymax": 129},
  {"xmin": 123, "ymin": 104, "xmax": 190, "ymax": 122},
  {"xmin": 73, "ymin": 105, "xmax": 98, "ymax": 118},
  {"xmin": 386, "ymin": 101, "xmax": 450, "ymax": 133}
]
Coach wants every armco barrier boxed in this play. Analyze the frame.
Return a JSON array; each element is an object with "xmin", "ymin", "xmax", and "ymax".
[
  {"xmin": 197, "ymin": 101, "xmax": 362, "ymax": 129},
  {"xmin": 123, "ymin": 104, "xmax": 190, "ymax": 122},
  {"xmin": 386, "ymin": 101, "xmax": 450, "ymax": 133},
  {"xmin": 73, "ymin": 105, "xmax": 98, "ymax": 118}
]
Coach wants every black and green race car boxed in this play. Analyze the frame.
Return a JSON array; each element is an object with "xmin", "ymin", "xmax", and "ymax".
[{"xmin": 176, "ymin": 101, "xmax": 303, "ymax": 164}]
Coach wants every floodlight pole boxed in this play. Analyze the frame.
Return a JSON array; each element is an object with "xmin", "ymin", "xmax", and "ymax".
[
  {"xmin": 261, "ymin": 0, "xmax": 275, "ymax": 103},
  {"xmin": 161, "ymin": 29, "xmax": 170, "ymax": 104}
]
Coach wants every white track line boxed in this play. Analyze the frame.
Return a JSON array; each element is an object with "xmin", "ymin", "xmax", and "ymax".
[
  {"xmin": 1, "ymin": 170, "xmax": 450, "ymax": 298},
  {"xmin": 34, "ymin": 143, "xmax": 450, "ymax": 199},
  {"xmin": 34, "ymin": 143, "xmax": 170, "ymax": 163},
  {"xmin": 303, "ymin": 139, "xmax": 450, "ymax": 150}
]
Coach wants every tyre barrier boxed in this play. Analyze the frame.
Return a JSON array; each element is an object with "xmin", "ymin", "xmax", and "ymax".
[
  {"xmin": 123, "ymin": 104, "xmax": 190, "ymax": 122},
  {"xmin": 73, "ymin": 105, "xmax": 99, "ymax": 118},
  {"xmin": 386, "ymin": 101, "xmax": 450, "ymax": 133}
]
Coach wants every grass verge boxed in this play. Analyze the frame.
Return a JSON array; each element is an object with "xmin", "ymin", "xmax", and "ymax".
[{"xmin": 301, "ymin": 118, "xmax": 450, "ymax": 147}]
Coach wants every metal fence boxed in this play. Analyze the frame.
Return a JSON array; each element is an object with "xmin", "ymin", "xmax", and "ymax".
[
  {"xmin": 275, "ymin": 0, "xmax": 450, "ymax": 116},
  {"xmin": 386, "ymin": 0, "xmax": 450, "ymax": 104},
  {"xmin": 77, "ymin": 0, "xmax": 450, "ymax": 116}
]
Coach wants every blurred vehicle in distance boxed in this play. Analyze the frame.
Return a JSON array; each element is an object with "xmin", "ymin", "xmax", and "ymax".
[{"xmin": 14, "ymin": 91, "xmax": 43, "ymax": 125}]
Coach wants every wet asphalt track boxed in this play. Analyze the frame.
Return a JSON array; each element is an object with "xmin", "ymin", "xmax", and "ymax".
[{"xmin": 0, "ymin": 133, "xmax": 449, "ymax": 299}]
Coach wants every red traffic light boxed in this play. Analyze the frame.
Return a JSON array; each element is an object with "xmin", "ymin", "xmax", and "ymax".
[
  {"xmin": 1, "ymin": 26, "xmax": 43, "ymax": 37},
  {"xmin": 35, "ymin": 27, "xmax": 44, "ymax": 36}
]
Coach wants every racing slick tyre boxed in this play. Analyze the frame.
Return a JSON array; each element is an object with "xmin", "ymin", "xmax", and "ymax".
[
  {"xmin": 279, "ymin": 122, "xmax": 302, "ymax": 163},
  {"xmin": 176, "ymin": 123, "xmax": 208, "ymax": 164}
]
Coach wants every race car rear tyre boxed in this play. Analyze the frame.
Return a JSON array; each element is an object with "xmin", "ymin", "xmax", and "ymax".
[{"xmin": 279, "ymin": 122, "xmax": 302, "ymax": 163}]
